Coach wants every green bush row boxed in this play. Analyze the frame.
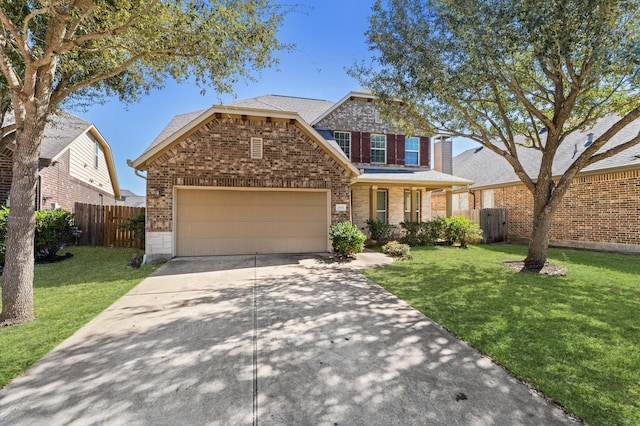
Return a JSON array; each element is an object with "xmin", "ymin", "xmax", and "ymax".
[
  {"xmin": 401, "ymin": 216, "xmax": 483, "ymax": 248},
  {"xmin": 0, "ymin": 208, "xmax": 74, "ymax": 265}
]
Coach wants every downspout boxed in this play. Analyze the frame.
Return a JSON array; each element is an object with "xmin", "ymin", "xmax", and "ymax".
[{"xmin": 127, "ymin": 159, "xmax": 147, "ymax": 180}]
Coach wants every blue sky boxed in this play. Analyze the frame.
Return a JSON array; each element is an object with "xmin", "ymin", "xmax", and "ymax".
[{"xmin": 75, "ymin": 1, "xmax": 477, "ymax": 196}]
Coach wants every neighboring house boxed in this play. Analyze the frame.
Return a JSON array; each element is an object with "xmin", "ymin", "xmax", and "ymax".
[
  {"xmin": 131, "ymin": 91, "xmax": 472, "ymax": 261},
  {"xmin": 0, "ymin": 112, "xmax": 120, "ymax": 211},
  {"xmin": 431, "ymin": 115, "xmax": 640, "ymax": 254},
  {"xmin": 119, "ymin": 189, "xmax": 146, "ymax": 208}
]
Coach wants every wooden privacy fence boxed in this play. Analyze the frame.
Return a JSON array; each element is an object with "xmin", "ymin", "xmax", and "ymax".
[{"xmin": 74, "ymin": 203, "xmax": 145, "ymax": 249}]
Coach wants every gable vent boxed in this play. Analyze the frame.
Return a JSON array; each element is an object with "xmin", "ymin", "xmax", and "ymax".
[{"xmin": 251, "ymin": 137, "xmax": 263, "ymax": 159}]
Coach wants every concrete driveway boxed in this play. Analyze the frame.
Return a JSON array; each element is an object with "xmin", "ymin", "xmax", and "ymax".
[{"xmin": 0, "ymin": 253, "xmax": 578, "ymax": 425}]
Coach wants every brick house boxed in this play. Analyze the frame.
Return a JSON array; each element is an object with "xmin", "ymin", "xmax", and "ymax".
[
  {"xmin": 1, "ymin": 112, "xmax": 120, "ymax": 211},
  {"xmin": 431, "ymin": 115, "xmax": 640, "ymax": 254},
  {"xmin": 131, "ymin": 91, "xmax": 472, "ymax": 261}
]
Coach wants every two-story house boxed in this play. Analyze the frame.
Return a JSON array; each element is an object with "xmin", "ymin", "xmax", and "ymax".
[
  {"xmin": 131, "ymin": 90, "xmax": 472, "ymax": 261},
  {"xmin": 1, "ymin": 111, "xmax": 120, "ymax": 211}
]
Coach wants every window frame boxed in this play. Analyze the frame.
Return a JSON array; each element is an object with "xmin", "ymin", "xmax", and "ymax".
[
  {"xmin": 404, "ymin": 190, "xmax": 421, "ymax": 222},
  {"xmin": 405, "ymin": 137, "xmax": 420, "ymax": 166},
  {"xmin": 376, "ymin": 189, "xmax": 388, "ymax": 224},
  {"xmin": 482, "ymin": 189, "xmax": 495, "ymax": 208},
  {"xmin": 334, "ymin": 131, "xmax": 351, "ymax": 159},
  {"xmin": 370, "ymin": 134, "xmax": 387, "ymax": 164},
  {"xmin": 94, "ymin": 141, "xmax": 100, "ymax": 169}
]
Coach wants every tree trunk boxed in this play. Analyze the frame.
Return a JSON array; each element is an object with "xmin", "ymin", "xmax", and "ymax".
[
  {"xmin": 0, "ymin": 112, "xmax": 46, "ymax": 325},
  {"xmin": 523, "ymin": 193, "xmax": 555, "ymax": 272}
]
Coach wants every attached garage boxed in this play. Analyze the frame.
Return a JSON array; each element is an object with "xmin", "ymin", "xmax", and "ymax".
[{"xmin": 175, "ymin": 187, "xmax": 330, "ymax": 256}]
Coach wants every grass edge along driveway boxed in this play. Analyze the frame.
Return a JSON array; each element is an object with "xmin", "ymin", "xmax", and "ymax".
[
  {"xmin": 363, "ymin": 245, "xmax": 640, "ymax": 426},
  {"xmin": 0, "ymin": 246, "xmax": 160, "ymax": 389}
]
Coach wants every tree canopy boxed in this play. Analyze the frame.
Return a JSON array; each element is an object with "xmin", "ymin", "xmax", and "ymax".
[
  {"xmin": 355, "ymin": 0, "xmax": 640, "ymax": 269},
  {"xmin": 0, "ymin": 0, "xmax": 287, "ymax": 325}
]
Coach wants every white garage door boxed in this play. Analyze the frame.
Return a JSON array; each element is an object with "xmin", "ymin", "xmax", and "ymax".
[{"xmin": 175, "ymin": 188, "xmax": 330, "ymax": 256}]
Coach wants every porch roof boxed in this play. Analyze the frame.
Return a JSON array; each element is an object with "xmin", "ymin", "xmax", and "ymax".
[{"xmin": 353, "ymin": 168, "xmax": 474, "ymax": 189}]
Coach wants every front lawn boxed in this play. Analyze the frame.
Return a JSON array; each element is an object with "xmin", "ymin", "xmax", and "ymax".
[
  {"xmin": 0, "ymin": 247, "xmax": 160, "ymax": 388},
  {"xmin": 364, "ymin": 245, "xmax": 640, "ymax": 426}
]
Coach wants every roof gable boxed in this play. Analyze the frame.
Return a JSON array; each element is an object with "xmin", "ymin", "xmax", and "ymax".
[{"xmin": 131, "ymin": 105, "xmax": 360, "ymax": 178}]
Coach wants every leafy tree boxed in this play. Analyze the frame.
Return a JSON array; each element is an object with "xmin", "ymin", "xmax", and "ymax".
[
  {"xmin": 0, "ymin": 0, "xmax": 287, "ymax": 325},
  {"xmin": 354, "ymin": 0, "xmax": 640, "ymax": 271}
]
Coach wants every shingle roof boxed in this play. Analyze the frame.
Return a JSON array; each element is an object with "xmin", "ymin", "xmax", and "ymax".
[
  {"xmin": 143, "ymin": 95, "xmax": 335, "ymax": 155},
  {"xmin": 230, "ymin": 95, "xmax": 334, "ymax": 123},
  {"xmin": 2, "ymin": 111, "xmax": 93, "ymax": 160},
  {"xmin": 453, "ymin": 115, "xmax": 640, "ymax": 188},
  {"xmin": 40, "ymin": 112, "xmax": 93, "ymax": 160},
  {"xmin": 356, "ymin": 168, "xmax": 474, "ymax": 187}
]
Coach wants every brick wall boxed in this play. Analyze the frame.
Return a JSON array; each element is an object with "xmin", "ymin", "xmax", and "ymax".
[
  {"xmin": 0, "ymin": 148, "xmax": 115, "ymax": 211},
  {"xmin": 39, "ymin": 150, "xmax": 115, "ymax": 211},
  {"xmin": 315, "ymin": 97, "xmax": 430, "ymax": 168},
  {"xmin": 430, "ymin": 169, "xmax": 640, "ymax": 251},
  {"xmin": 145, "ymin": 116, "xmax": 353, "ymax": 233},
  {"xmin": 0, "ymin": 146, "xmax": 12, "ymax": 206}
]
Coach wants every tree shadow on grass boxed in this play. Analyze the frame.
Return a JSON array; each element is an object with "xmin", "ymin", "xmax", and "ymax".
[{"xmin": 0, "ymin": 262, "xmax": 576, "ymax": 425}]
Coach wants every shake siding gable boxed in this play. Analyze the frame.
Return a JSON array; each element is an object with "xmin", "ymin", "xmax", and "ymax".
[
  {"xmin": 420, "ymin": 137, "xmax": 430, "ymax": 167},
  {"xmin": 69, "ymin": 133, "xmax": 114, "ymax": 196}
]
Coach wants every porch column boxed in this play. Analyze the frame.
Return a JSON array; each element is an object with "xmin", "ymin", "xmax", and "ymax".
[
  {"xmin": 369, "ymin": 186, "xmax": 378, "ymax": 220},
  {"xmin": 445, "ymin": 188, "xmax": 453, "ymax": 217},
  {"xmin": 411, "ymin": 187, "xmax": 418, "ymax": 222}
]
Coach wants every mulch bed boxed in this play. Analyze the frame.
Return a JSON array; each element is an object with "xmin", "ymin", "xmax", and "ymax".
[{"xmin": 503, "ymin": 260, "xmax": 567, "ymax": 276}]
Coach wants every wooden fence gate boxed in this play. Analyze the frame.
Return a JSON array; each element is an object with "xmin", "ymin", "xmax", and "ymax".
[
  {"xmin": 74, "ymin": 203, "xmax": 145, "ymax": 249},
  {"xmin": 479, "ymin": 208, "xmax": 508, "ymax": 243}
]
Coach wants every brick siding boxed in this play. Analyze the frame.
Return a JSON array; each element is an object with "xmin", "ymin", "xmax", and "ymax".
[
  {"xmin": 315, "ymin": 97, "xmax": 430, "ymax": 168},
  {"xmin": 0, "ymin": 149, "xmax": 115, "ymax": 211},
  {"xmin": 145, "ymin": 116, "xmax": 352, "ymax": 233},
  {"xmin": 431, "ymin": 169, "xmax": 640, "ymax": 250}
]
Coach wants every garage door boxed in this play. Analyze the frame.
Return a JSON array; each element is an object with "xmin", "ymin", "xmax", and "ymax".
[{"xmin": 175, "ymin": 188, "xmax": 330, "ymax": 256}]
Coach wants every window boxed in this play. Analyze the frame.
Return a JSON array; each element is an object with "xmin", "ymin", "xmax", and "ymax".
[
  {"xmin": 376, "ymin": 189, "xmax": 387, "ymax": 224},
  {"xmin": 452, "ymin": 193, "xmax": 469, "ymax": 212},
  {"xmin": 98, "ymin": 194, "xmax": 103, "ymax": 206},
  {"xmin": 94, "ymin": 141, "xmax": 99, "ymax": 169},
  {"xmin": 405, "ymin": 137, "xmax": 419, "ymax": 165},
  {"xmin": 482, "ymin": 189, "xmax": 494, "ymax": 208},
  {"xmin": 371, "ymin": 134, "xmax": 386, "ymax": 163},
  {"xmin": 404, "ymin": 190, "xmax": 421, "ymax": 222},
  {"xmin": 251, "ymin": 137, "xmax": 263, "ymax": 159},
  {"xmin": 374, "ymin": 108, "xmax": 382, "ymax": 123},
  {"xmin": 334, "ymin": 131, "xmax": 351, "ymax": 159}
]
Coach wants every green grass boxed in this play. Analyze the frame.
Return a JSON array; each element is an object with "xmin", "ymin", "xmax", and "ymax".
[
  {"xmin": 0, "ymin": 247, "xmax": 160, "ymax": 388},
  {"xmin": 363, "ymin": 245, "xmax": 640, "ymax": 426}
]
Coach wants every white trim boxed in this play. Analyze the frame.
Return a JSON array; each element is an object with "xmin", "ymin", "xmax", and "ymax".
[
  {"xmin": 333, "ymin": 131, "xmax": 351, "ymax": 160},
  {"xmin": 251, "ymin": 137, "xmax": 263, "ymax": 159},
  {"xmin": 370, "ymin": 133, "xmax": 387, "ymax": 164}
]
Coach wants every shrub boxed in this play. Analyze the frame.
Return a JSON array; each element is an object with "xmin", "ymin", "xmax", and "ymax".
[
  {"xmin": 441, "ymin": 216, "xmax": 483, "ymax": 248},
  {"xmin": 35, "ymin": 209, "xmax": 75, "ymax": 259},
  {"xmin": 329, "ymin": 221, "xmax": 366, "ymax": 259},
  {"xmin": 0, "ymin": 208, "xmax": 74, "ymax": 264},
  {"xmin": 400, "ymin": 221, "xmax": 435, "ymax": 246},
  {"xmin": 382, "ymin": 241, "xmax": 412, "ymax": 260},
  {"xmin": 366, "ymin": 218, "xmax": 393, "ymax": 242}
]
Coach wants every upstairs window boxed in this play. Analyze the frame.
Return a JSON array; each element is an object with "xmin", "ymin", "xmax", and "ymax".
[
  {"xmin": 371, "ymin": 134, "xmax": 386, "ymax": 164},
  {"xmin": 405, "ymin": 137, "xmax": 419, "ymax": 165},
  {"xmin": 94, "ymin": 141, "xmax": 99, "ymax": 169},
  {"xmin": 334, "ymin": 131, "xmax": 351, "ymax": 159}
]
